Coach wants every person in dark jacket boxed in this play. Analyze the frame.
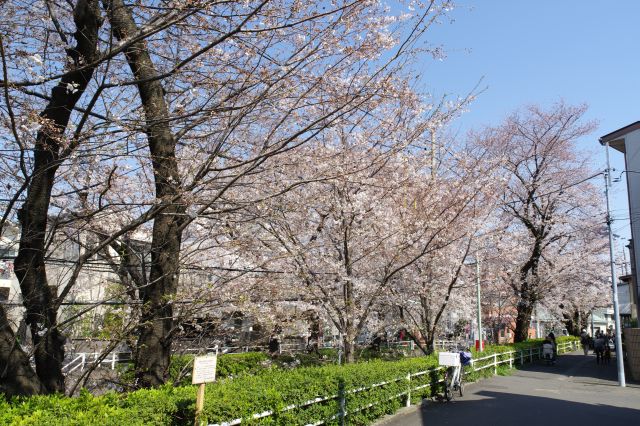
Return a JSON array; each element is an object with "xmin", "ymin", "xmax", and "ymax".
[{"xmin": 594, "ymin": 332, "xmax": 605, "ymax": 364}]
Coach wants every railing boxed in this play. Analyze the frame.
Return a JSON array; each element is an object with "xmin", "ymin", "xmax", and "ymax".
[
  {"xmin": 61, "ymin": 340, "xmax": 579, "ymax": 380},
  {"xmin": 180, "ymin": 339, "xmax": 458, "ymax": 355},
  {"xmin": 62, "ymin": 351, "xmax": 129, "ymax": 374},
  {"xmin": 208, "ymin": 340, "xmax": 580, "ymax": 426}
]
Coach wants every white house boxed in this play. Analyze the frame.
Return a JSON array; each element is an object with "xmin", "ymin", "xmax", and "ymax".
[{"xmin": 600, "ymin": 122, "xmax": 640, "ymax": 323}]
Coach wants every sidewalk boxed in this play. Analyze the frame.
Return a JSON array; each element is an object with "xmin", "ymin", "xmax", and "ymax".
[{"xmin": 374, "ymin": 351, "xmax": 640, "ymax": 426}]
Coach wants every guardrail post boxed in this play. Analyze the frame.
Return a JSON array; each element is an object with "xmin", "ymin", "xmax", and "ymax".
[
  {"xmin": 528, "ymin": 348, "xmax": 532, "ymax": 363},
  {"xmin": 520, "ymin": 350, "xmax": 523, "ymax": 365},
  {"xmin": 509, "ymin": 353, "xmax": 512, "ymax": 369},
  {"xmin": 338, "ymin": 379, "xmax": 346, "ymax": 426},
  {"xmin": 81, "ymin": 353, "xmax": 86, "ymax": 372},
  {"xmin": 111, "ymin": 353, "xmax": 117, "ymax": 370},
  {"xmin": 493, "ymin": 353, "xmax": 497, "ymax": 375},
  {"xmin": 406, "ymin": 372, "xmax": 411, "ymax": 407}
]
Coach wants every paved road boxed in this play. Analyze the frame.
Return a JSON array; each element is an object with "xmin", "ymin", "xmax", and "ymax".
[{"xmin": 375, "ymin": 351, "xmax": 640, "ymax": 426}]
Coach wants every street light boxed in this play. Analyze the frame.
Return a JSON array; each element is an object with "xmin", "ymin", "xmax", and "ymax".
[{"xmin": 465, "ymin": 254, "xmax": 483, "ymax": 352}]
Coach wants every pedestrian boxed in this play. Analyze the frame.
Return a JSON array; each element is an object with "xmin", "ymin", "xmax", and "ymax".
[
  {"xmin": 580, "ymin": 329, "xmax": 589, "ymax": 356},
  {"xmin": 548, "ymin": 332, "xmax": 557, "ymax": 361},
  {"xmin": 594, "ymin": 332, "xmax": 605, "ymax": 365},
  {"xmin": 603, "ymin": 339, "xmax": 612, "ymax": 364},
  {"xmin": 542, "ymin": 336, "xmax": 555, "ymax": 364}
]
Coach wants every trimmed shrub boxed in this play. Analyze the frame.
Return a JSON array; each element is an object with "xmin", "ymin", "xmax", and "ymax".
[
  {"xmin": 165, "ymin": 351, "xmax": 272, "ymax": 386},
  {"xmin": 2, "ymin": 338, "xmax": 579, "ymax": 425}
]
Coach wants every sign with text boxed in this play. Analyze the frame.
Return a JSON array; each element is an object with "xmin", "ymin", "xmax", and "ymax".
[{"xmin": 192, "ymin": 355, "xmax": 217, "ymax": 384}]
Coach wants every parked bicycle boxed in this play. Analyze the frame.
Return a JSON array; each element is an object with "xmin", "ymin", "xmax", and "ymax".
[{"xmin": 439, "ymin": 350, "xmax": 473, "ymax": 401}]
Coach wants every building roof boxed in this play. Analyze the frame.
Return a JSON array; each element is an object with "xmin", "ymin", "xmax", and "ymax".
[{"xmin": 599, "ymin": 121, "xmax": 640, "ymax": 153}]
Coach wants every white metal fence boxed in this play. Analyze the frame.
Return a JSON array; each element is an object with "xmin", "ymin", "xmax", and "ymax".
[
  {"xmin": 62, "ymin": 339, "xmax": 459, "ymax": 374},
  {"xmin": 62, "ymin": 351, "xmax": 131, "ymax": 374},
  {"xmin": 208, "ymin": 340, "xmax": 580, "ymax": 426}
]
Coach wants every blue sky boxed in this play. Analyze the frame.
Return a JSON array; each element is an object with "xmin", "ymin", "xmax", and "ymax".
[{"xmin": 417, "ymin": 0, "xmax": 638, "ymax": 248}]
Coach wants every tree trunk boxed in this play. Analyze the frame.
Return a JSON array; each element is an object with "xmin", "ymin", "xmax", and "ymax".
[
  {"xmin": 343, "ymin": 334, "xmax": 355, "ymax": 364},
  {"xmin": 0, "ymin": 307, "xmax": 45, "ymax": 396},
  {"xmin": 104, "ymin": 0, "xmax": 185, "ymax": 387},
  {"xmin": 514, "ymin": 300, "xmax": 534, "ymax": 343},
  {"xmin": 403, "ymin": 328, "xmax": 430, "ymax": 356},
  {"xmin": 4, "ymin": 0, "xmax": 103, "ymax": 395},
  {"xmin": 492, "ymin": 324, "xmax": 501, "ymax": 344},
  {"xmin": 513, "ymin": 237, "xmax": 542, "ymax": 343},
  {"xmin": 424, "ymin": 332, "xmax": 435, "ymax": 354}
]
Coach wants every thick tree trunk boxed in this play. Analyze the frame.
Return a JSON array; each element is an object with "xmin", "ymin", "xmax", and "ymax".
[
  {"xmin": 419, "ymin": 295, "xmax": 435, "ymax": 354},
  {"xmin": 514, "ymin": 300, "xmax": 534, "ymax": 343},
  {"xmin": 513, "ymin": 237, "xmax": 542, "ymax": 343},
  {"xmin": 4, "ymin": 0, "xmax": 102, "ymax": 395},
  {"xmin": 563, "ymin": 310, "xmax": 584, "ymax": 336},
  {"xmin": 0, "ymin": 307, "xmax": 45, "ymax": 396},
  {"xmin": 104, "ymin": 0, "xmax": 185, "ymax": 387}
]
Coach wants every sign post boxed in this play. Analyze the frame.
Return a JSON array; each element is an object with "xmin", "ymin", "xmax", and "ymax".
[{"xmin": 192, "ymin": 352, "xmax": 218, "ymax": 426}]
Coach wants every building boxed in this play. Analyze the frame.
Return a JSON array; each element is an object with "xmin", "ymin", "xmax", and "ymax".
[
  {"xmin": 600, "ymin": 123, "xmax": 640, "ymax": 322},
  {"xmin": 0, "ymin": 222, "xmax": 22, "ymax": 332},
  {"xmin": 619, "ymin": 274, "xmax": 638, "ymax": 328}
]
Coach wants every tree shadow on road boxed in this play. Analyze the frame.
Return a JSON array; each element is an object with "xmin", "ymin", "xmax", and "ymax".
[
  {"xmin": 418, "ymin": 390, "xmax": 640, "ymax": 425},
  {"xmin": 513, "ymin": 352, "xmax": 640, "ymax": 388}
]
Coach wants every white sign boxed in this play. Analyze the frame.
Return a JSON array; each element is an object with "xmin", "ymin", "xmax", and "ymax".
[{"xmin": 192, "ymin": 355, "xmax": 217, "ymax": 384}]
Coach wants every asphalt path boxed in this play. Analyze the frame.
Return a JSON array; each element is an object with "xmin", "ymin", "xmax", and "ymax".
[{"xmin": 374, "ymin": 350, "xmax": 640, "ymax": 426}]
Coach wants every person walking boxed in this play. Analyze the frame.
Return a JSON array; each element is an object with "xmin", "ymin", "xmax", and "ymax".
[
  {"xmin": 580, "ymin": 329, "xmax": 590, "ymax": 356},
  {"xmin": 594, "ymin": 332, "xmax": 605, "ymax": 365},
  {"xmin": 548, "ymin": 332, "xmax": 557, "ymax": 361}
]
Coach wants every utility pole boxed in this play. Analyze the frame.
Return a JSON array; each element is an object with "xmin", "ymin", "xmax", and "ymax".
[
  {"xmin": 604, "ymin": 142, "xmax": 626, "ymax": 387},
  {"xmin": 476, "ymin": 257, "xmax": 483, "ymax": 351}
]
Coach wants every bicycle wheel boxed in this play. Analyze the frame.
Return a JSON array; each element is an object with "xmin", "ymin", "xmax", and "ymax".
[{"xmin": 444, "ymin": 368, "xmax": 454, "ymax": 401}]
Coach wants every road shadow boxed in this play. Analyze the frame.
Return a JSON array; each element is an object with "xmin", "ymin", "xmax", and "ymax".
[
  {"xmin": 515, "ymin": 352, "xmax": 640, "ymax": 387},
  {"xmin": 417, "ymin": 390, "xmax": 640, "ymax": 425}
]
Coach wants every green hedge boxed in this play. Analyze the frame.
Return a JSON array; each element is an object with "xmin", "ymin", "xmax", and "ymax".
[
  {"xmin": 1, "ymin": 337, "xmax": 580, "ymax": 425},
  {"xmin": 0, "ymin": 357, "xmax": 441, "ymax": 425},
  {"xmin": 169, "ymin": 352, "xmax": 270, "ymax": 385}
]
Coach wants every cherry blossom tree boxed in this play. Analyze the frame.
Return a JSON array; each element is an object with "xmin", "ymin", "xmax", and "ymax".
[
  {"xmin": 478, "ymin": 102, "xmax": 606, "ymax": 342},
  {"xmin": 1, "ymin": 0, "xmax": 459, "ymax": 394},
  {"xmin": 242, "ymin": 106, "xmax": 492, "ymax": 361},
  {"xmin": 386, "ymin": 138, "xmax": 502, "ymax": 353},
  {"xmin": 0, "ymin": 0, "xmax": 104, "ymax": 395}
]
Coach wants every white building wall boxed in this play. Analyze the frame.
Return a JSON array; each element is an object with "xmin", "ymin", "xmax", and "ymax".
[{"xmin": 622, "ymin": 129, "xmax": 640, "ymax": 320}]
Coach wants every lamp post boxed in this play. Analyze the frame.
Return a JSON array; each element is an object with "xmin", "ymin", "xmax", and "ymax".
[
  {"xmin": 465, "ymin": 254, "xmax": 483, "ymax": 352},
  {"xmin": 475, "ymin": 257, "xmax": 483, "ymax": 351}
]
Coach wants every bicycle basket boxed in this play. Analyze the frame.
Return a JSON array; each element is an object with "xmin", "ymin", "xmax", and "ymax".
[{"xmin": 439, "ymin": 352, "xmax": 461, "ymax": 366}]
